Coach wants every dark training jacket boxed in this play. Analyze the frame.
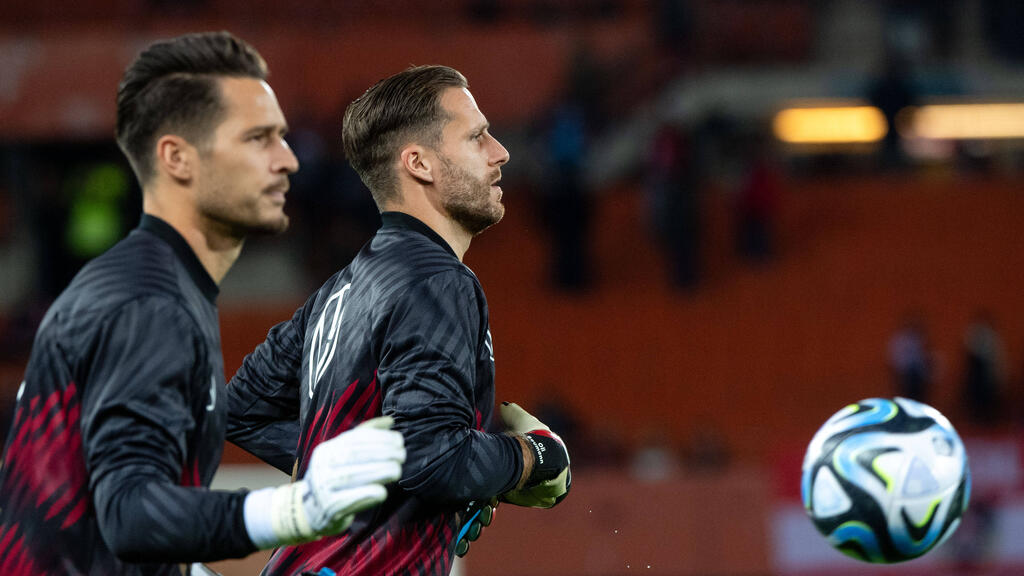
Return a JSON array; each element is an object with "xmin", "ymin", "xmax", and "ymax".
[
  {"xmin": 0, "ymin": 215, "xmax": 255, "ymax": 576},
  {"xmin": 228, "ymin": 212, "xmax": 522, "ymax": 576}
]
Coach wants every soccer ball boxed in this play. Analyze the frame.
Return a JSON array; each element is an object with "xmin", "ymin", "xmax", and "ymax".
[{"xmin": 801, "ymin": 397, "xmax": 970, "ymax": 563}]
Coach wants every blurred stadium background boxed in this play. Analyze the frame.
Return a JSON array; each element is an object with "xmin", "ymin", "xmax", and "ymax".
[{"xmin": 2, "ymin": 1, "xmax": 1023, "ymax": 574}]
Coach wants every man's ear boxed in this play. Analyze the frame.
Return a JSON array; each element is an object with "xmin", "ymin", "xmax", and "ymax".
[
  {"xmin": 154, "ymin": 135, "xmax": 197, "ymax": 182},
  {"xmin": 400, "ymin": 144, "xmax": 434, "ymax": 185}
]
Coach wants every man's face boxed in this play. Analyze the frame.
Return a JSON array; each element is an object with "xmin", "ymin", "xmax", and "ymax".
[
  {"xmin": 434, "ymin": 87, "xmax": 510, "ymax": 236},
  {"xmin": 195, "ymin": 77, "xmax": 298, "ymax": 237}
]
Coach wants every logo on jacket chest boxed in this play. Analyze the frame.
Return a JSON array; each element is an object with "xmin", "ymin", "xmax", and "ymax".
[{"xmin": 309, "ymin": 283, "xmax": 352, "ymax": 399}]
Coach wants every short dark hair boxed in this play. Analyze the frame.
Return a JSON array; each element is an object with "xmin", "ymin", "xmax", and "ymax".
[
  {"xmin": 342, "ymin": 65, "xmax": 468, "ymax": 208},
  {"xmin": 115, "ymin": 31, "xmax": 268, "ymax": 185}
]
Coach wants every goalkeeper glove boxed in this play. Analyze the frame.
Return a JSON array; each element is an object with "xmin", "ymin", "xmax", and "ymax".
[
  {"xmin": 455, "ymin": 497, "xmax": 497, "ymax": 557},
  {"xmin": 244, "ymin": 416, "xmax": 405, "ymax": 548},
  {"xmin": 498, "ymin": 402, "xmax": 571, "ymax": 508}
]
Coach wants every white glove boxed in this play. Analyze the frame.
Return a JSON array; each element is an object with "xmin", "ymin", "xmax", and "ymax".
[{"xmin": 245, "ymin": 416, "xmax": 406, "ymax": 548}]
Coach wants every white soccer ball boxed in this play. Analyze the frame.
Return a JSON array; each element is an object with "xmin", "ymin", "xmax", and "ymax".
[{"xmin": 801, "ymin": 397, "xmax": 970, "ymax": 563}]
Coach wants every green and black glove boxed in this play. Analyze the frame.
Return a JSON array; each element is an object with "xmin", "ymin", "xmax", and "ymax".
[
  {"xmin": 499, "ymin": 402, "xmax": 571, "ymax": 509},
  {"xmin": 454, "ymin": 497, "xmax": 498, "ymax": 557}
]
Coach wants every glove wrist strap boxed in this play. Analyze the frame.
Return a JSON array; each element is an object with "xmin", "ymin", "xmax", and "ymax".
[
  {"xmin": 522, "ymin": 431, "xmax": 568, "ymax": 487},
  {"xmin": 270, "ymin": 482, "xmax": 317, "ymax": 546}
]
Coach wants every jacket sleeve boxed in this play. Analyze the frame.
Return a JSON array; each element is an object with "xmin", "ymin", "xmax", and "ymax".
[
  {"xmin": 81, "ymin": 298, "xmax": 256, "ymax": 562},
  {"xmin": 380, "ymin": 270, "xmax": 522, "ymax": 504},
  {"xmin": 226, "ymin": 299, "xmax": 311, "ymax": 474}
]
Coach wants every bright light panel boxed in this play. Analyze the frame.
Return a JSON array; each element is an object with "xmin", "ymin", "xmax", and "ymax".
[
  {"xmin": 773, "ymin": 106, "xmax": 888, "ymax": 144},
  {"xmin": 907, "ymin": 103, "xmax": 1024, "ymax": 140}
]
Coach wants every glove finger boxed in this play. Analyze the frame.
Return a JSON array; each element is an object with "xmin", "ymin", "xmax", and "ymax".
[
  {"xmin": 324, "ymin": 438, "xmax": 406, "ymax": 469},
  {"xmin": 336, "ymin": 444, "xmax": 405, "ymax": 468},
  {"xmin": 523, "ymin": 476, "xmax": 564, "ymax": 499},
  {"xmin": 519, "ymin": 496, "xmax": 555, "ymax": 509},
  {"xmin": 327, "ymin": 430, "xmax": 406, "ymax": 462},
  {"xmin": 466, "ymin": 521, "xmax": 482, "ymax": 542},
  {"xmin": 320, "ymin": 461, "xmax": 403, "ymax": 491},
  {"xmin": 321, "ymin": 483, "xmax": 388, "ymax": 520},
  {"xmin": 500, "ymin": 468, "xmax": 567, "ymax": 509},
  {"xmin": 499, "ymin": 402, "xmax": 548, "ymax": 433},
  {"xmin": 347, "ymin": 426, "xmax": 405, "ymax": 449},
  {"xmin": 347, "ymin": 426, "xmax": 405, "ymax": 450},
  {"xmin": 479, "ymin": 505, "xmax": 493, "ymax": 527},
  {"xmin": 455, "ymin": 538, "xmax": 470, "ymax": 557},
  {"xmin": 499, "ymin": 489, "xmax": 555, "ymax": 509}
]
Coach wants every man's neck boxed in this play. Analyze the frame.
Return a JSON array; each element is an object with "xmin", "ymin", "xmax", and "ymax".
[
  {"xmin": 143, "ymin": 196, "xmax": 244, "ymax": 285},
  {"xmin": 384, "ymin": 198, "xmax": 471, "ymax": 261}
]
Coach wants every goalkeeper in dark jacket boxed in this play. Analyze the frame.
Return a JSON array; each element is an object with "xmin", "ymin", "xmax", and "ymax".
[
  {"xmin": 227, "ymin": 65, "xmax": 571, "ymax": 576},
  {"xmin": 0, "ymin": 32, "xmax": 405, "ymax": 576}
]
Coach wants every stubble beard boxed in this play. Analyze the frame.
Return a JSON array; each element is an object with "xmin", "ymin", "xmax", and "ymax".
[
  {"xmin": 439, "ymin": 155, "xmax": 504, "ymax": 236},
  {"xmin": 198, "ymin": 176, "xmax": 291, "ymax": 240},
  {"xmin": 202, "ymin": 194, "xmax": 290, "ymax": 239}
]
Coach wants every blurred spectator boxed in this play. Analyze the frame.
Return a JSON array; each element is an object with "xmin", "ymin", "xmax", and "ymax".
[
  {"xmin": 734, "ymin": 134, "xmax": 781, "ymax": 265},
  {"xmin": 888, "ymin": 313, "xmax": 936, "ymax": 403},
  {"xmin": 538, "ymin": 97, "xmax": 593, "ymax": 292},
  {"xmin": 289, "ymin": 106, "xmax": 380, "ymax": 287},
  {"xmin": 324, "ymin": 150, "xmax": 381, "ymax": 266},
  {"xmin": 566, "ymin": 39, "xmax": 609, "ymax": 131},
  {"xmin": 286, "ymin": 113, "xmax": 336, "ymax": 282},
  {"xmin": 867, "ymin": 55, "xmax": 918, "ymax": 170},
  {"xmin": 693, "ymin": 109, "xmax": 741, "ymax": 184},
  {"xmin": 961, "ymin": 310, "xmax": 1007, "ymax": 426},
  {"xmin": 646, "ymin": 122, "xmax": 702, "ymax": 289}
]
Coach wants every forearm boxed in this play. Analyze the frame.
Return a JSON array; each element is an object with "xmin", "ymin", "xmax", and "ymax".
[
  {"xmin": 94, "ymin": 473, "xmax": 256, "ymax": 563},
  {"xmin": 400, "ymin": 428, "xmax": 522, "ymax": 503},
  {"xmin": 97, "ymin": 417, "xmax": 405, "ymax": 560}
]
